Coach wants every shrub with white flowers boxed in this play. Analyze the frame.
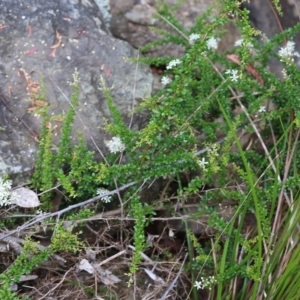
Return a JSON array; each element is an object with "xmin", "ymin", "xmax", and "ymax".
[{"xmin": 26, "ymin": 1, "xmax": 300, "ymax": 298}]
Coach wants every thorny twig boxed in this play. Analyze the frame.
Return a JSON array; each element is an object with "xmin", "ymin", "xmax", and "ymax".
[
  {"xmin": 38, "ymin": 267, "xmax": 73, "ymax": 300},
  {"xmin": 159, "ymin": 252, "xmax": 188, "ymax": 300}
]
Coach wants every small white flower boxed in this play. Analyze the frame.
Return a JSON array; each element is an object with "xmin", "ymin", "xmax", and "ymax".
[
  {"xmin": 206, "ymin": 37, "xmax": 219, "ymax": 50},
  {"xmin": 189, "ymin": 33, "xmax": 200, "ymax": 43},
  {"xmin": 194, "ymin": 281, "xmax": 203, "ymax": 290},
  {"xmin": 225, "ymin": 69, "xmax": 239, "ymax": 82},
  {"xmin": 161, "ymin": 76, "xmax": 171, "ymax": 85},
  {"xmin": 166, "ymin": 59, "xmax": 182, "ymax": 70},
  {"xmin": 278, "ymin": 41, "xmax": 300, "ymax": 61},
  {"xmin": 36, "ymin": 209, "xmax": 46, "ymax": 215},
  {"xmin": 106, "ymin": 136, "xmax": 125, "ymax": 154},
  {"xmin": 198, "ymin": 157, "xmax": 208, "ymax": 169},
  {"xmin": 258, "ymin": 106, "xmax": 266, "ymax": 113},
  {"xmin": 97, "ymin": 188, "xmax": 112, "ymax": 203},
  {"xmin": 282, "ymin": 69, "xmax": 288, "ymax": 79},
  {"xmin": 234, "ymin": 38, "xmax": 253, "ymax": 48},
  {"xmin": 234, "ymin": 39, "xmax": 243, "ymax": 47}
]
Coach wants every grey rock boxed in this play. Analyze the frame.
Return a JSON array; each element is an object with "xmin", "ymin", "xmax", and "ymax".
[
  {"xmin": 110, "ymin": 0, "xmax": 216, "ymax": 58},
  {"xmin": 125, "ymin": 4, "xmax": 156, "ymax": 26},
  {"xmin": 0, "ymin": 0, "xmax": 153, "ymax": 183}
]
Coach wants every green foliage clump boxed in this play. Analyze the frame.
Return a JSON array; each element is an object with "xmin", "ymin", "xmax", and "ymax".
[
  {"xmin": 31, "ymin": 68, "xmax": 98, "ymax": 206},
  {"xmin": 51, "ymin": 223, "xmax": 84, "ymax": 253},
  {"xmin": 0, "ymin": 227, "xmax": 83, "ymax": 299}
]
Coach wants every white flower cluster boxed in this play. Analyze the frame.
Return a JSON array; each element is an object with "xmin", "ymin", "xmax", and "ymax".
[
  {"xmin": 194, "ymin": 276, "xmax": 217, "ymax": 290},
  {"xmin": 206, "ymin": 37, "xmax": 220, "ymax": 50},
  {"xmin": 278, "ymin": 41, "xmax": 300, "ymax": 61},
  {"xmin": 188, "ymin": 33, "xmax": 219, "ymax": 50},
  {"xmin": 234, "ymin": 38, "xmax": 253, "ymax": 48},
  {"xmin": 225, "ymin": 69, "xmax": 239, "ymax": 82},
  {"xmin": 106, "ymin": 136, "xmax": 125, "ymax": 154},
  {"xmin": 161, "ymin": 76, "xmax": 172, "ymax": 85},
  {"xmin": 255, "ymin": 105, "xmax": 266, "ymax": 118},
  {"xmin": 0, "ymin": 177, "xmax": 18, "ymax": 206},
  {"xmin": 97, "ymin": 188, "xmax": 112, "ymax": 203},
  {"xmin": 166, "ymin": 59, "xmax": 182, "ymax": 70},
  {"xmin": 189, "ymin": 33, "xmax": 200, "ymax": 43}
]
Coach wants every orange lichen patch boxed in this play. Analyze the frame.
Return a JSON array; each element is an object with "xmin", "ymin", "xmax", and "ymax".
[
  {"xmin": 27, "ymin": 95, "xmax": 49, "ymax": 112},
  {"xmin": 18, "ymin": 68, "xmax": 49, "ymax": 112},
  {"xmin": 50, "ymin": 30, "xmax": 62, "ymax": 49},
  {"xmin": 49, "ymin": 31, "xmax": 62, "ymax": 57},
  {"xmin": 105, "ymin": 67, "xmax": 111, "ymax": 76},
  {"xmin": 49, "ymin": 48, "xmax": 57, "ymax": 57},
  {"xmin": 18, "ymin": 68, "xmax": 31, "ymax": 85},
  {"xmin": 26, "ymin": 47, "xmax": 39, "ymax": 55},
  {"xmin": 18, "ymin": 68, "xmax": 40, "ymax": 93},
  {"xmin": 7, "ymin": 85, "xmax": 12, "ymax": 97}
]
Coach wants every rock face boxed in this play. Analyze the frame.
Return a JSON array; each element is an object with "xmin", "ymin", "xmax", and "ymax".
[
  {"xmin": 110, "ymin": 0, "xmax": 217, "ymax": 58},
  {"xmin": 0, "ymin": 0, "xmax": 153, "ymax": 183},
  {"xmin": 109, "ymin": 0, "xmax": 238, "ymax": 94}
]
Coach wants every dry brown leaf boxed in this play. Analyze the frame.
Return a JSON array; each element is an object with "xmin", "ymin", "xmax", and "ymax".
[
  {"xmin": 11, "ymin": 187, "xmax": 40, "ymax": 208},
  {"xmin": 50, "ymin": 30, "xmax": 62, "ymax": 49}
]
